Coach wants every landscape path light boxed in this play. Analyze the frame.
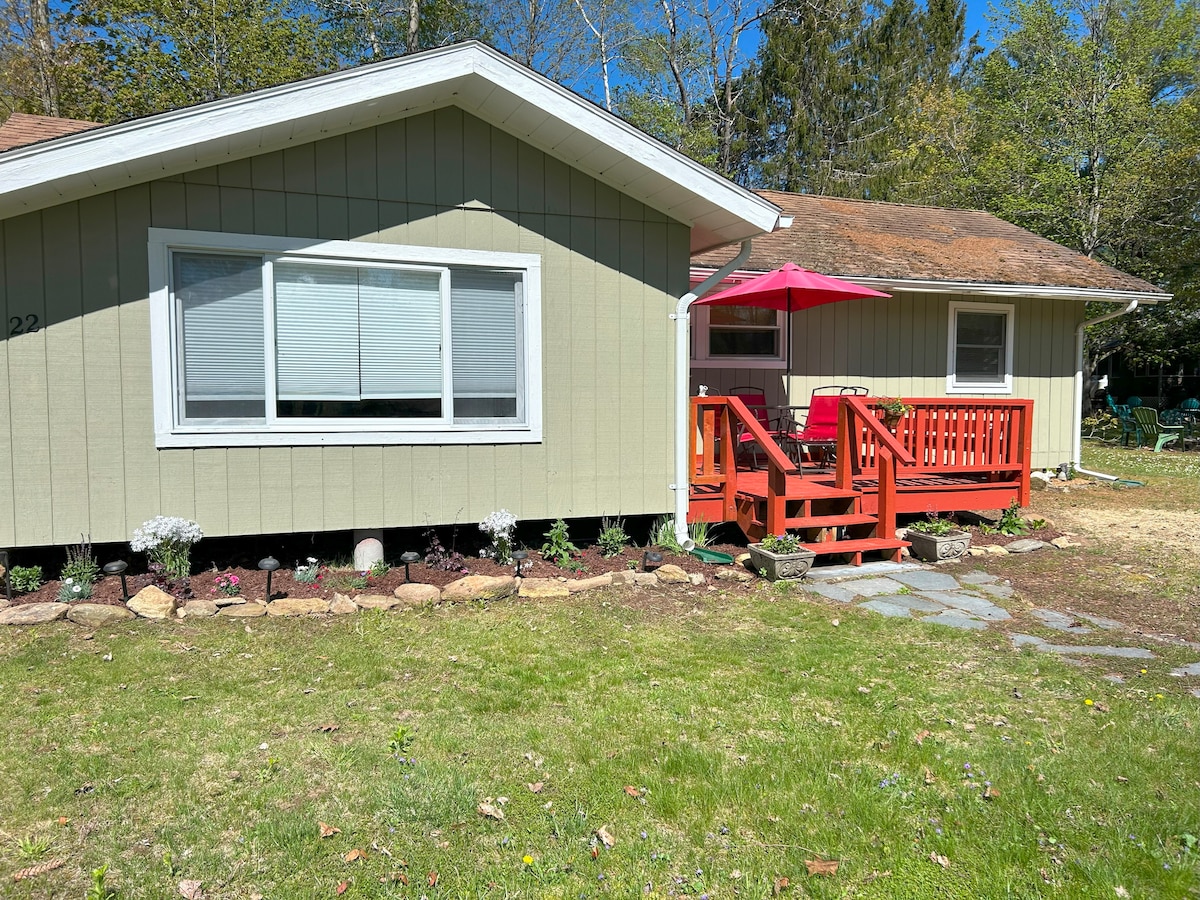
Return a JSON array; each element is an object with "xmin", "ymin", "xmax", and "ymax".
[
  {"xmin": 400, "ymin": 551, "xmax": 420, "ymax": 583},
  {"xmin": 102, "ymin": 559, "xmax": 129, "ymax": 601},
  {"xmin": 643, "ymin": 550, "xmax": 663, "ymax": 572},
  {"xmin": 0, "ymin": 549, "xmax": 10, "ymax": 603},
  {"xmin": 512, "ymin": 550, "xmax": 528, "ymax": 576},
  {"xmin": 258, "ymin": 556, "xmax": 280, "ymax": 600}
]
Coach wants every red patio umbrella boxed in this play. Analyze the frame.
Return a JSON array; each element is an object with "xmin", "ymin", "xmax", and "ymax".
[{"xmin": 692, "ymin": 262, "xmax": 890, "ymax": 381}]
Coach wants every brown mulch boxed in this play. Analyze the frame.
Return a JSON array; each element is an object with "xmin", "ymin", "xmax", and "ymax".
[{"xmin": 6, "ymin": 544, "xmax": 747, "ymax": 608}]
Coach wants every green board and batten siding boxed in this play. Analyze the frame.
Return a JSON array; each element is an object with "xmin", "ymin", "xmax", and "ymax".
[
  {"xmin": 693, "ymin": 292, "xmax": 1081, "ymax": 471},
  {"xmin": 0, "ymin": 108, "xmax": 690, "ymax": 547}
]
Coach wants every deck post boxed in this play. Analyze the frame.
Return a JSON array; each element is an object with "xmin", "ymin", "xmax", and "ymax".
[
  {"xmin": 720, "ymin": 405, "xmax": 737, "ymax": 520},
  {"xmin": 876, "ymin": 453, "xmax": 898, "ymax": 560},
  {"xmin": 766, "ymin": 466, "xmax": 787, "ymax": 536}
]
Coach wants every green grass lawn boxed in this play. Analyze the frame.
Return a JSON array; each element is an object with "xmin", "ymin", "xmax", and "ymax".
[{"xmin": 1, "ymin": 590, "xmax": 1196, "ymax": 899}]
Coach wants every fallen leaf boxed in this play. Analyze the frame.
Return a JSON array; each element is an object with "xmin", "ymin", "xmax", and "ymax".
[
  {"xmin": 923, "ymin": 766, "xmax": 936, "ymax": 785},
  {"xmin": 344, "ymin": 849, "xmax": 367, "ymax": 862},
  {"xmin": 595, "ymin": 825, "xmax": 615, "ymax": 849},
  {"xmin": 772, "ymin": 875, "xmax": 790, "ymax": 895},
  {"xmin": 527, "ymin": 782, "xmax": 544, "ymax": 793},
  {"xmin": 1114, "ymin": 887, "xmax": 1130, "ymax": 898},
  {"xmin": 427, "ymin": 871, "xmax": 439, "ymax": 887},
  {"xmin": 319, "ymin": 822, "xmax": 341, "ymax": 838},
  {"xmin": 381, "ymin": 872, "xmax": 409, "ymax": 885},
  {"xmin": 914, "ymin": 730, "xmax": 931, "ymax": 745},
  {"xmin": 623, "ymin": 785, "xmax": 641, "ymax": 797},
  {"xmin": 318, "ymin": 723, "xmax": 340, "ymax": 733},
  {"xmin": 436, "ymin": 841, "xmax": 449, "ymax": 849},
  {"xmin": 805, "ymin": 859, "xmax": 839, "ymax": 876},
  {"xmin": 478, "ymin": 803, "xmax": 505, "ymax": 821},
  {"xmin": 929, "ymin": 852, "xmax": 950, "ymax": 869},
  {"xmin": 178, "ymin": 879, "xmax": 205, "ymax": 900},
  {"xmin": 1116, "ymin": 776, "xmax": 1128, "ymax": 783},
  {"xmin": 335, "ymin": 882, "xmax": 349, "ymax": 896},
  {"xmin": 983, "ymin": 786, "xmax": 1000, "ymax": 801},
  {"xmin": 56, "ymin": 816, "xmax": 69, "ymax": 826},
  {"xmin": 590, "ymin": 846, "xmax": 599, "ymax": 859}
]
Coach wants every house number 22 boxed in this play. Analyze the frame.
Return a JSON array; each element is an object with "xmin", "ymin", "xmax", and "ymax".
[{"xmin": 8, "ymin": 314, "xmax": 39, "ymax": 336}]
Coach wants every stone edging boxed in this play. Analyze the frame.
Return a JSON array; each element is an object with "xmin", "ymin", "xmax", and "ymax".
[{"xmin": 0, "ymin": 563, "xmax": 756, "ymax": 627}]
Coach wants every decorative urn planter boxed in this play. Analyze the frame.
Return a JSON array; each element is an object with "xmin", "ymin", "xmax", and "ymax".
[
  {"xmin": 906, "ymin": 529, "xmax": 971, "ymax": 562},
  {"xmin": 747, "ymin": 543, "xmax": 817, "ymax": 581}
]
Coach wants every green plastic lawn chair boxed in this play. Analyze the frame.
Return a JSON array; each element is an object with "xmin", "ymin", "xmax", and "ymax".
[{"xmin": 1129, "ymin": 407, "xmax": 1182, "ymax": 451}]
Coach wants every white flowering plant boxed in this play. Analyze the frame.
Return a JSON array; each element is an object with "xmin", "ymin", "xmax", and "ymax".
[
  {"xmin": 131, "ymin": 516, "xmax": 204, "ymax": 580},
  {"xmin": 294, "ymin": 557, "xmax": 322, "ymax": 585},
  {"xmin": 56, "ymin": 576, "xmax": 92, "ymax": 602},
  {"xmin": 479, "ymin": 509, "xmax": 518, "ymax": 565}
]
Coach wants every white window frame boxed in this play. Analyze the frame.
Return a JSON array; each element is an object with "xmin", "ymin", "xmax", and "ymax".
[
  {"xmin": 691, "ymin": 304, "xmax": 787, "ymax": 369},
  {"xmin": 149, "ymin": 228, "xmax": 542, "ymax": 448},
  {"xmin": 946, "ymin": 300, "xmax": 1014, "ymax": 394}
]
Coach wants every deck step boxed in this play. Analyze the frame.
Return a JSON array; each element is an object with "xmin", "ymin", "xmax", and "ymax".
[
  {"xmin": 740, "ymin": 513, "xmax": 878, "ymax": 531},
  {"xmin": 802, "ymin": 537, "xmax": 909, "ymax": 557}
]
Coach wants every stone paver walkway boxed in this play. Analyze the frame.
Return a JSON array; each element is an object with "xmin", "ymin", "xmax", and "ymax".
[{"xmin": 796, "ymin": 562, "xmax": 1200, "ymax": 688}]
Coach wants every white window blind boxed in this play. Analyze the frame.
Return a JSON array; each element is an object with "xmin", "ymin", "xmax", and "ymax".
[
  {"xmin": 451, "ymin": 269, "xmax": 520, "ymax": 399},
  {"xmin": 274, "ymin": 262, "xmax": 360, "ymax": 401},
  {"xmin": 175, "ymin": 253, "xmax": 265, "ymax": 412},
  {"xmin": 360, "ymin": 268, "xmax": 443, "ymax": 399},
  {"xmin": 955, "ymin": 310, "xmax": 1007, "ymax": 384}
]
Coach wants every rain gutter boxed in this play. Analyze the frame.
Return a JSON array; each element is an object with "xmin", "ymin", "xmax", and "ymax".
[
  {"xmin": 671, "ymin": 239, "xmax": 755, "ymax": 550},
  {"xmin": 1073, "ymin": 299, "xmax": 1140, "ymax": 480}
]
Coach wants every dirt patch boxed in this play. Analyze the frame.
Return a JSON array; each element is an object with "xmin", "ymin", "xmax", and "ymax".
[{"xmin": 1043, "ymin": 506, "xmax": 1200, "ymax": 556}]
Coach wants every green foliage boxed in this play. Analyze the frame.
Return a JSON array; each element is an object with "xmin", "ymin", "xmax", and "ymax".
[
  {"xmin": 61, "ymin": 535, "xmax": 100, "ymax": 586},
  {"xmin": 648, "ymin": 516, "xmax": 684, "ymax": 554},
  {"xmin": 687, "ymin": 516, "xmax": 716, "ymax": 548},
  {"xmin": 16, "ymin": 833, "xmax": 51, "ymax": 859},
  {"xmin": 540, "ymin": 518, "xmax": 579, "ymax": 568},
  {"xmin": 57, "ymin": 577, "xmax": 93, "ymax": 601},
  {"xmin": 388, "ymin": 725, "xmax": 415, "ymax": 756},
  {"xmin": 760, "ymin": 532, "xmax": 803, "ymax": 553},
  {"xmin": 982, "ymin": 500, "xmax": 1029, "ymax": 536},
  {"xmin": 907, "ymin": 516, "xmax": 961, "ymax": 536},
  {"xmin": 85, "ymin": 864, "xmax": 116, "ymax": 900},
  {"xmin": 368, "ymin": 559, "xmax": 390, "ymax": 579},
  {"xmin": 596, "ymin": 517, "xmax": 630, "ymax": 557},
  {"xmin": 325, "ymin": 570, "xmax": 369, "ymax": 592},
  {"xmin": 9, "ymin": 565, "xmax": 42, "ymax": 593}
]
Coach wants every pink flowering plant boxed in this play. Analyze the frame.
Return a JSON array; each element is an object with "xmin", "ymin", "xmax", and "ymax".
[{"xmin": 212, "ymin": 573, "xmax": 241, "ymax": 597}]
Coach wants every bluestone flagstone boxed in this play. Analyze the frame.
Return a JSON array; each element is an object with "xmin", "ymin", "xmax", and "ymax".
[
  {"xmin": 800, "ymin": 583, "xmax": 858, "ymax": 604},
  {"xmin": 958, "ymin": 571, "xmax": 1000, "ymax": 585},
  {"xmin": 1075, "ymin": 612, "xmax": 1125, "ymax": 631},
  {"xmin": 1011, "ymin": 633, "xmax": 1048, "ymax": 648},
  {"xmin": 1170, "ymin": 662, "xmax": 1200, "ymax": 677},
  {"xmin": 1038, "ymin": 644, "xmax": 1154, "ymax": 659},
  {"xmin": 978, "ymin": 582, "xmax": 1015, "ymax": 599},
  {"xmin": 890, "ymin": 570, "xmax": 961, "ymax": 592},
  {"xmin": 1030, "ymin": 609, "xmax": 1092, "ymax": 634},
  {"xmin": 844, "ymin": 577, "xmax": 909, "ymax": 597},
  {"xmin": 919, "ymin": 592, "xmax": 1012, "ymax": 620},
  {"xmin": 872, "ymin": 594, "xmax": 947, "ymax": 613},
  {"xmin": 923, "ymin": 611, "xmax": 989, "ymax": 630},
  {"xmin": 804, "ymin": 561, "xmax": 921, "ymax": 582},
  {"xmin": 857, "ymin": 599, "xmax": 915, "ymax": 618}
]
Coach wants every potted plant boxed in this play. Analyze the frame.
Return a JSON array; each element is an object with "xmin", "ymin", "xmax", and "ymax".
[
  {"xmin": 876, "ymin": 397, "xmax": 914, "ymax": 431},
  {"xmin": 747, "ymin": 532, "xmax": 816, "ymax": 581},
  {"xmin": 905, "ymin": 516, "xmax": 971, "ymax": 562}
]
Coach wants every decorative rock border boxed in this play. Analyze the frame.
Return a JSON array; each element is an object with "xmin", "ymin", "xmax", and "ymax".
[{"xmin": 0, "ymin": 563, "xmax": 719, "ymax": 627}]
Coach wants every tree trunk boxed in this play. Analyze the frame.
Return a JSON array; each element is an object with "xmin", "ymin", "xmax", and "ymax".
[
  {"xmin": 407, "ymin": 0, "xmax": 420, "ymax": 53},
  {"xmin": 30, "ymin": 0, "xmax": 59, "ymax": 116}
]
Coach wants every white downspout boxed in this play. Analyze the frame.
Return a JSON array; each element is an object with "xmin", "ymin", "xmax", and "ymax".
[
  {"xmin": 671, "ymin": 239, "xmax": 755, "ymax": 550},
  {"xmin": 1073, "ymin": 299, "xmax": 1138, "ymax": 480}
]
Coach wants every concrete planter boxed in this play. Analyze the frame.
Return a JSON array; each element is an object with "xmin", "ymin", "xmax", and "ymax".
[
  {"xmin": 907, "ymin": 529, "xmax": 971, "ymax": 562},
  {"xmin": 747, "ymin": 543, "xmax": 816, "ymax": 581}
]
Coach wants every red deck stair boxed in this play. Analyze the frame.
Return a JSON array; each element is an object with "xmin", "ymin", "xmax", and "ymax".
[{"xmin": 689, "ymin": 395, "xmax": 1033, "ymax": 567}]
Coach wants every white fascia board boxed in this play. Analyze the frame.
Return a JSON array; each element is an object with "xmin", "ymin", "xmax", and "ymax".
[
  {"xmin": 0, "ymin": 42, "xmax": 784, "ymax": 247},
  {"xmin": 689, "ymin": 267, "xmax": 1170, "ymax": 303}
]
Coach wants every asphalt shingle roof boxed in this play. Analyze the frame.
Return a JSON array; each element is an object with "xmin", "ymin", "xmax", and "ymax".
[
  {"xmin": 694, "ymin": 191, "xmax": 1164, "ymax": 295},
  {"xmin": 0, "ymin": 112, "xmax": 102, "ymax": 151}
]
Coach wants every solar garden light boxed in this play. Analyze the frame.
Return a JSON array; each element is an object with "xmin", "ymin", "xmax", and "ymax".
[
  {"xmin": 0, "ymin": 549, "xmax": 10, "ymax": 603},
  {"xmin": 258, "ymin": 556, "xmax": 280, "ymax": 600},
  {"xmin": 400, "ymin": 551, "xmax": 420, "ymax": 583},
  {"xmin": 512, "ymin": 549, "xmax": 528, "ymax": 576},
  {"xmin": 102, "ymin": 559, "xmax": 129, "ymax": 601},
  {"xmin": 643, "ymin": 550, "xmax": 664, "ymax": 572}
]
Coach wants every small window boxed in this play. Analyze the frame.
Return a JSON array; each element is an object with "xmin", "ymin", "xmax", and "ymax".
[
  {"xmin": 149, "ymin": 230, "xmax": 542, "ymax": 447},
  {"xmin": 947, "ymin": 301, "xmax": 1013, "ymax": 393},
  {"xmin": 692, "ymin": 304, "xmax": 785, "ymax": 368}
]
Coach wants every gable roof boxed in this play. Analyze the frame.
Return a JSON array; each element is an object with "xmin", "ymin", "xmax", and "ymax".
[
  {"xmin": 0, "ymin": 112, "xmax": 101, "ymax": 151},
  {"xmin": 694, "ymin": 191, "xmax": 1167, "ymax": 301},
  {"xmin": 0, "ymin": 43, "xmax": 785, "ymax": 254}
]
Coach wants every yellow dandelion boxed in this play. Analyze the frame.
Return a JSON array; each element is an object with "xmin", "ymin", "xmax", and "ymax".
[
  {"xmin": 1084, "ymin": 699, "xmax": 1094, "ymax": 706},
  {"xmin": 1140, "ymin": 668, "xmax": 1147, "ymax": 674},
  {"xmin": 1155, "ymin": 694, "xmax": 1163, "ymax": 700},
  {"xmin": 523, "ymin": 855, "xmax": 534, "ymax": 866}
]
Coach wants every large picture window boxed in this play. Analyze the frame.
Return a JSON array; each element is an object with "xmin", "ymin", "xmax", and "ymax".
[
  {"xmin": 946, "ymin": 301, "xmax": 1014, "ymax": 393},
  {"xmin": 150, "ymin": 230, "xmax": 541, "ymax": 447}
]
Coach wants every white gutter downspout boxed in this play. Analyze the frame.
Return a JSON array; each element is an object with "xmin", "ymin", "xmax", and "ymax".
[
  {"xmin": 671, "ymin": 239, "xmax": 755, "ymax": 550},
  {"xmin": 1073, "ymin": 299, "xmax": 1139, "ymax": 480}
]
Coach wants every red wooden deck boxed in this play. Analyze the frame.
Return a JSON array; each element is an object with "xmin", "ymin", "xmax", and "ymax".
[{"xmin": 689, "ymin": 395, "xmax": 1033, "ymax": 564}]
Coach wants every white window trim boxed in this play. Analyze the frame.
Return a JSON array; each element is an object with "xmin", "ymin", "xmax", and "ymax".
[
  {"xmin": 149, "ymin": 228, "xmax": 543, "ymax": 448},
  {"xmin": 946, "ymin": 300, "xmax": 1014, "ymax": 394},
  {"xmin": 690, "ymin": 304, "xmax": 787, "ymax": 369}
]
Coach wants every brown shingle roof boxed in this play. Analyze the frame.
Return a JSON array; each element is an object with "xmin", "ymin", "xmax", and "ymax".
[
  {"xmin": 694, "ymin": 191, "xmax": 1164, "ymax": 295},
  {"xmin": 0, "ymin": 112, "xmax": 102, "ymax": 151}
]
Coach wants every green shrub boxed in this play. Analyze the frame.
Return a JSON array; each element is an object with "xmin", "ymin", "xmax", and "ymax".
[
  {"xmin": 57, "ymin": 578, "xmax": 93, "ymax": 602},
  {"xmin": 540, "ymin": 518, "xmax": 579, "ymax": 568},
  {"xmin": 596, "ymin": 517, "xmax": 630, "ymax": 557},
  {"xmin": 760, "ymin": 533, "xmax": 802, "ymax": 554},
  {"xmin": 982, "ymin": 500, "xmax": 1028, "ymax": 536},
  {"xmin": 906, "ymin": 516, "xmax": 961, "ymax": 536},
  {"xmin": 648, "ymin": 516, "xmax": 684, "ymax": 554},
  {"xmin": 10, "ymin": 566, "xmax": 43, "ymax": 593},
  {"xmin": 61, "ymin": 535, "xmax": 100, "ymax": 586}
]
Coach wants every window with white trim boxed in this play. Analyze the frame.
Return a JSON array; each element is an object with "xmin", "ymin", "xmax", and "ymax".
[
  {"xmin": 691, "ymin": 305, "xmax": 786, "ymax": 368},
  {"xmin": 149, "ymin": 230, "xmax": 542, "ymax": 447},
  {"xmin": 946, "ymin": 301, "xmax": 1014, "ymax": 393}
]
